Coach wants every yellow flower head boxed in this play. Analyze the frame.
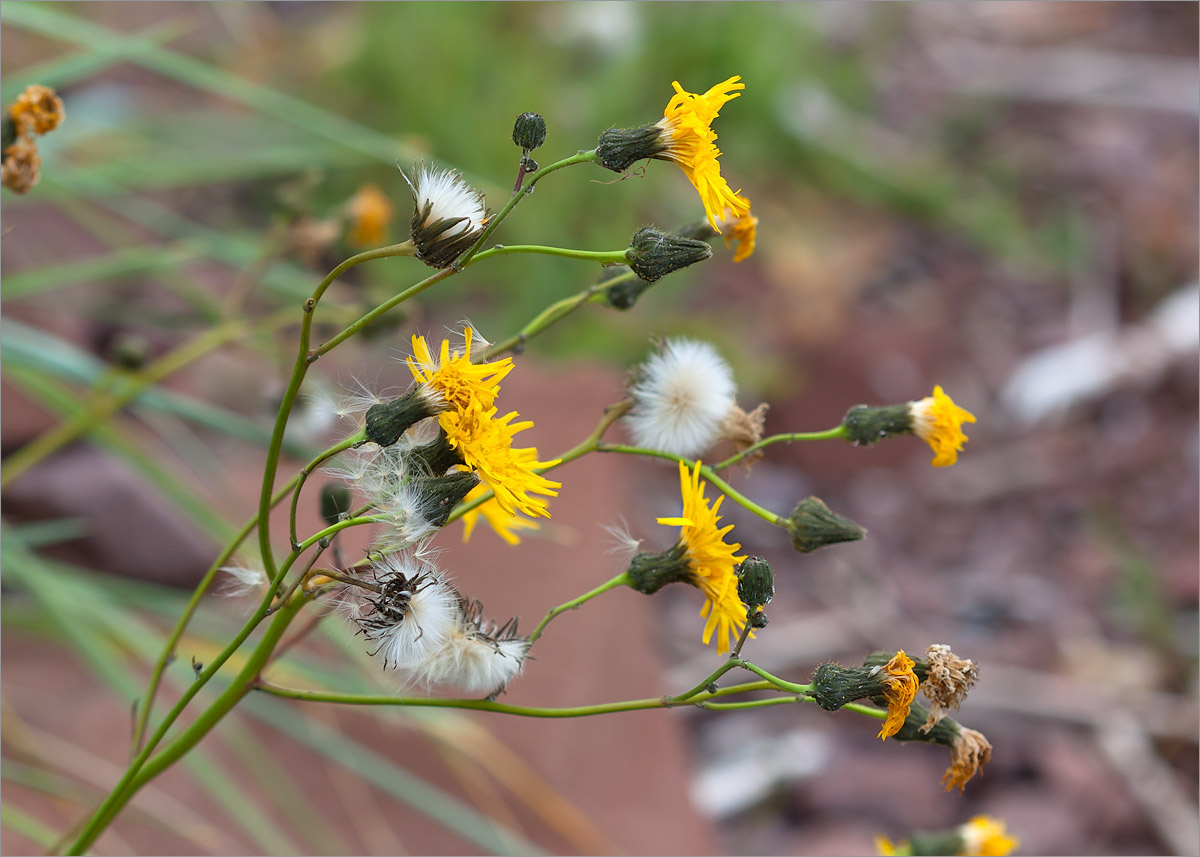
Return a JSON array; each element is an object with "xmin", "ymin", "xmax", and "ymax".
[
  {"xmin": 656, "ymin": 76, "xmax": 751, "ymax": 233},
  {"xmin": 877, "ymin": 650, "xmax": 919, "ymax": 740},
  {"xmin": 407, "ymin": 328, "xmax": 513, "ymax": 415},
  {"xmin": 908, "ymin": 386, "xmax": 977, "ymax": 467},
  {"xmin": 958, "ymin": 815, "xmax": 1019, "ymax": 857},
  {"xmin": 440, "ymin": 405, "xmax": 561, "ymax": 519},
  {"xmin": 9, "ymin": 84, "xmax": 64, "ymax": 136},
  {"xmin": 657, "ymin": 460, "xmax": 749, "ymax": 653},
  {"xmin": 722, "ymin": 197, "xmax": 757, "ymax": 262},
  {"xmin": 460, "ymin": 483, "xmax": 540, "ymax": 545},
  {"xmin": 874, "ymin": 834, "xmax": 908, "ymax": 856},
  {"xmin": 347, "ymin": 183, "xmax": 395, "ymax": 247}
]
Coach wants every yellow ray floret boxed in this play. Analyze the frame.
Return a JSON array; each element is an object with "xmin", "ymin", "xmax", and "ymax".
[
  {"xmin": 460, "ymin": 483, "xmax": 540, "ymax": 545},
  {"xmin": 909, "ymin": 385, "xmax": 977, "ymax": 467},
  {"xmin": 657, "ymin": 460, "xmax": 749, "ymax": 654},
  {"xmin": 440, "ymin": 405, "xmax": 560, "ymax": 519},
  {"xmin": 877, "ymin": 650, "xmax": 919, "ymax": 740},
  {"xmin": 657, "ymin": 76, "xmax": 751, "ymax": 233},
  {"xmin": 407, "ymin": 327, "xmax": 513, "ymax": 414},
  {"xmin": 722, "ymin": 196, "xmax": 757, "ymax": 262}
]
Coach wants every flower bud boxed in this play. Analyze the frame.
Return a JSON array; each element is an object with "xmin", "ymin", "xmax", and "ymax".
[
  {"xmin": 363, "ymin": 392, "xmax": 440, "ymax": 447},
  {"xmin": 735, "ymin": 556, "xmax": 774, "ymax": 609},
  {"xmin": 595, "ymin": 124, "xmax": 667, "ymax": 172},
  {"xmin": 512, "ymin": 112, "xmax": 546, "ymax": 152},
  {"xmin": 785, "ymin": 496, "xmax": 866, "ymax": 553},
  {"xmin": 320, "ymin": 482, "xmax": 353, "ymax": 527},
  {"xmin": 417, "ymin": 470, "xmax": 481, "ymax": 528},
  {"xmin": 625, "ymin": 542, "xmax": 691, "ymax": 595},
  {"xmin": 626, "ymin": 226, "xmax": 712, "ymax": 283},
  {"xmin": 408, "ymin": 430, "xmax": 466, "ymax": 476}
]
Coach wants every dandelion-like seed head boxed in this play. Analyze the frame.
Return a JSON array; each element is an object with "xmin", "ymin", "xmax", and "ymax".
[
  {"xmin": 655, "ymin": 461, "xmax": 749, "ymax": 654},
  {"xmin": 908, "ymin": 386, "xmax": 977, "ymax": 467},
  {"xmin": 401, "ymin": 596, "xmax": 530, "ymax": 695},
  {"xmin": 351, "ymin": 552, "xmax": 458, "ymax": 667},
  {"xmin": 405, "ymin": 165, "xmax": 488, "ymax": 268},
  {"xmin": 876, "ymin": 650, "xmax": 920, "ymax": 741},
  {"xmin": 627, "ymin": 339, "xmax": 737, "ymax": 458}
]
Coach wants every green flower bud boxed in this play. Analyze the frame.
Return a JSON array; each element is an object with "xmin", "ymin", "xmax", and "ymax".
[
  {"xmin": 842, "ymin": 403, "xmax": 911, "ymax": 447},
  {"xmin": 735, "ymin": 556, "xmax": 774, "ymax": 609},
  {"xmin": 364, "ymin": 391, "xmax": 440, "ymax": 447},
  {"xmin": 625, "ymin": 542, "xmax": 691, "ymax": 594},
  {"xmin": 512, "ymin": 112, "xmax": 547, "ymax": 152},
  {"xmin": 595, "ymin": 124, "xmax": 667, "ymax": 172},
  {"xmin": 626, "ymin": 226, "xmax": 712, "ymax": 283},
  {"xmin": 785, "ymin": 497, "xmax": 866, "ymax": 553},
  {"xmin": 418, "ymin": 470, "xmax": 480, "ymax": 528}
]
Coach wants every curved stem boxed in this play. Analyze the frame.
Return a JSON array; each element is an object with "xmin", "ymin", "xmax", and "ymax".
[
  {"xmin": 482, "ymin": 286, "xmax": 607, "ymax": 360},
  {"xmin": 528, "ymin": 572, "xmax": 630, "ymax": 644},
  {"xmin": 596, "ymin": 443, "xmax": 784, "ymax": 525},
  {"xmin": 131, "ymin": 472, "xmax": 302, "ymax": 755},
  {"xmin": 740, "ymin": 661, "xmax": 811, "ymax": 695},
  {"xmin": 714, "ymin": 425, "xmax": 848, "ymax": 471},
  {"xmin": 671, "ymin": 658, "xmax": 746, "ymax": 703},
  {"xmin": 288, "ymin": 432, "xmax": 365, "ymax": 549},
  {"xmin": 471, "ymin": 245, "xmax": 627, "ymax": 266}
]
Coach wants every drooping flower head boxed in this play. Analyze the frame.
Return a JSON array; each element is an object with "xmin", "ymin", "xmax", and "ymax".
[
  {"xmin": 459, "ymin": 483, "xmax": 541, "ymax": 545},
  {"xmin": 627, "ymin": 338, "xmax": 737, "ymax": 458},
  {"xmin": 908, "ymin": 386, "xmax": 977, "ymax": 467},
  {"xmin": 943, "ymin": 726, "xmax": 993, "ymax": 793},
  {"xmin": 655, "ymin": 461, "xmax": 749, "ymax": 653},
  {"xmin": 404, "ymin": 164, "xmax": 488, "ymax": 268},
  {"xmin": 439, "ymin": 405, "xmax": 561, "ymax": 519},
  {"xmin": 346, "ymin": 182, "xmax": 395, "ymax": 247},
  {"xmin": 407, "ymin": 327, "xmax": 513, "ymax": 415},
  {"xmin": 876, "ymin": 650, "xmax": 920, "ymax": 741},
  {"xmin": 595, "ymin": 77, "xmax": 750, "ymax": 233}
]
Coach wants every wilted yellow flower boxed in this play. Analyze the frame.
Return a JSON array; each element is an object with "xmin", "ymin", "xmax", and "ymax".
[
  {"xmin": 908, "ymin": 386, "xmax": 976, "ymax": 467},
  {"xmin": 346, "ymin": 183, "xmax": 395, "ymax": 247},
  {"xmin": 1, "ymin": 136, "xmax": 40, "ymax": 194},
  {"xmin": 657, "ymin": 460, "xmax": 749, "ymax": 653},
  {"xmin": 877, "ymin": 650, "xmax": 920, "ymax": 740},
  {"xmin": 9, "ymin": 84, "xmax": 64, "ymax": 135},
  {"xmin": 943, "ymin": 726, "xmax": 993, "ymax": 792}
]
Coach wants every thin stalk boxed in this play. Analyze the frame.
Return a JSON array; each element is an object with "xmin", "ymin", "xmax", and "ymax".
[
  {"xmin": 131, "ymin": 473, "xmax": 302, "ymax": 755},
  {"xmin": 670, "ymin": 658, "xmax": 746, "ymax": 703},
  {"xmin": 714, "ymin": 425, "xmax": 849, "ymax": 471},
  {"xmin": 527, "ymin": 572, "xmax": 630, "ymax": 644},
  {"xmin": 471, "ymin": 245, "xmax": 627, "ymax": 266},
  {"xmin": 288, "ymin": 431, "xmax": 366, "ymax": 549},
  {"xmin": 596, "ymin": 443, "xmax": 784, "ymax": 525}
]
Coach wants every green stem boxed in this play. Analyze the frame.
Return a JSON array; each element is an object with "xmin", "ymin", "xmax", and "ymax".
[
  {"xmin": 471, "ymin": 245, "xmax": 627, "ymax": 266},
  {"xmin": 131, "ymin": 473, "xmax": 302, "ymax": 755},
  {"xmin": 671, "ymin": 658, "xmax": 745, "ymax": 703},
  {"xmin": 288, "ymin": 431, "xmax": 366, "ymax": 549},
  {"xmin": 255, "ymin": 243, "xmax": 415, "ymax": 580},
  {"xmin": 740, "ymin": 661, "xmax": 811, "ymax": 695},
  {"xmin": 68, "ymin": 595, "xmax": 310, "ymax": 855},
  {"xmin": 482, "ymin": 287, "xmax": 608, "ymax": 360},
  {"xmin": 596, "ymin": 443, "xmax": 784, "ymax": 525},
  {"xmin": 713, "ymin": 425, "xmax": 849, "ymax": 471},
  {"xmin": 528, "ymin": 572, "xmax": 630, "ymax": 644}
]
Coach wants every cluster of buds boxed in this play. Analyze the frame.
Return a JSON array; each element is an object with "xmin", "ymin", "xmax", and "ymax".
[{"xmin": 2, "ymin": 84, "xmax": 65, "ymax": 194}]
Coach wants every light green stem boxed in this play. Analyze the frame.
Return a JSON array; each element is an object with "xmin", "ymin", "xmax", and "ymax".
[
  {"xmin": 596, "ymin": 443, "xmax": 784, "ymax": 525},
  {"xmin": 528, "ymin": 572, "xmax": 630, "ymax": 644},
  {"xmin": 481, "ymin": 283, "xmax": 612, "ymax": 360},
  {"xmin": 714, "ymin": 425, "xmax": 849, "ymax": 471},
  {"xmin": 288, "ymin": 431, "xmax": 366, "ymax": 549},
  {"xmin": 472, "ymin": 245, "xmax": 627, "ymax": 265}
]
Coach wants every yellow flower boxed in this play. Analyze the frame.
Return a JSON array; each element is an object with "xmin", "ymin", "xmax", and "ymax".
[
  {"xmin": 440, "ymin": 405, "xmax": 561, "ymax": 519},
  {"xmin": 407, "ymin": 327, "xmax": 513, "ymax": 414},
  {"xmin": 908, "ymin": 386, "xmax": 977, "ymax": 467},
  {"xmin": 874, "ymin": 834, "xmax": 908, "ymax": 856},
  {"xmin": 958, "ymin": 815, "xmax": 1019, "ymax": 857},
  {"xmin": 877, "ymin": 650, "xmax": 919, "ymax": 740},
  {"xmin": 656, "ymin": 76, "xmax": 751, "ymax": 233},
  {"xmin": 9, "ymin": 84, "xmax": 64, "ymax": 136},
  {"xmin": 722, "ymin": 198, "xmax": 757, "ymax": 262},
  {"xmin": 657, "ymin": 460, "xmax": 749, "ymax": 653},
  {"xmin": 460, "ymin": 483, "xmax": 540, "ymax": 545},
  {"xmin": 347, "ymin": 183, "xmax": 395, "ymax": 247}
]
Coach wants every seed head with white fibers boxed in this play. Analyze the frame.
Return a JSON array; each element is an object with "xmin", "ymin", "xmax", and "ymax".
[
  {"xmin": 348, "ymin": 552, "xmax": 459, "ymax": 667},
  {"xmin": 626, "ymin": 339, "xmax": 737, "ymax": 457},
  {"xmin": 400, "ymin": 598, "xmax": 530, "ymax": 695}
]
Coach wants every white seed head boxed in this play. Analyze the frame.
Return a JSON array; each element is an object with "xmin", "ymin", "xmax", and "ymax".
[
  {"xmin": 400, "ymin": 599, "xmax": 529, "ymax": 695},
  {"xmin": 409, "ymin": 165, "xmax": 487, "ymax": 238},
  {"xmin": 626, "ymin": 338, "xmax": 737, "ymax": 457},
  {"xmin": 350, "ymin": 552, "xmax": 459, "ymax": 667}
]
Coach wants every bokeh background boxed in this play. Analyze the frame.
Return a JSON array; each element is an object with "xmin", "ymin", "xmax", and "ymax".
[{"xmin": 2, "ymin": 2, "xmax": 1197, "ymax": 855}]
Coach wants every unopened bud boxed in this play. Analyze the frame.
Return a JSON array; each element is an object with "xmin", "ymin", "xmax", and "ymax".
[
  {"xmin": 626, "ymin": 226, "xmax": 712, "ymax": 283},
  {"xmin": 512, "ymin": 112, "xmax": 546, "ymax": 152},
  {"xmin": 785, "ymin": 496, "xmax": 866, "ymax": 553},
  {"xmin": 735, "ymin": 556, "xmax": 774, "ymax": 609},
  {"xmin": 408, "ymin": 431, "xmax": 465, "ymax": 476},
  {"xmin": 320, "ymin": 483, "xmax": 353, "ymax": 527},
  {"xmin": 419, "ymin": 471, "xmax": 480, "ymax": 527},
  {"xmin": 625, "ymin": 542, "xmax": 691, "ymax": 595}
]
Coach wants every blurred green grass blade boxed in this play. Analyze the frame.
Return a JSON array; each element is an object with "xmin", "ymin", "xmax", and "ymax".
[
  {"xmin": 1, "ymin": 2, "xmax": 428, "ymax": 170},
  {"xmin": 0, "ymin": 803, "xmax": 60, "ymax": 850},
  {"xmin": 1, "ymin": 319, "xmax": 318, "ymax": 461},
  {"xmin": 8, "ymin": 517, "xmax": 87, "ymax": 547},
  {"xmin": 240, "ymin": 694, "xmax": 543, "ymax": 857},
  {"xmin": 2, "ymin": 363, "xmax": 236, "ymax": 543},
  {"xmin": 1, "ymin": 241, "xmax": 205, "ymax": 300}
]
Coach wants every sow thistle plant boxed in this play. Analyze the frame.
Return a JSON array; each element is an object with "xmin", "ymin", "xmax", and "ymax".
[{"xmin": 51, "ymin": 77, "xmax": 1010, "ymax": 856}]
